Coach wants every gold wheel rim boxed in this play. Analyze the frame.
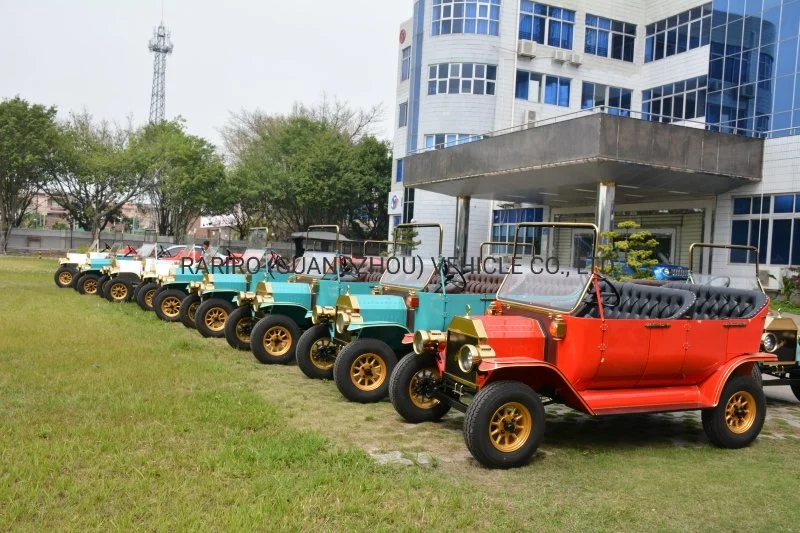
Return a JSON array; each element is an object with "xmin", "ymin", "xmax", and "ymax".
[
  {"xmin": 204, "ymin": 307, "xmax": 228, "ymax": 332},
  {"xmin": 489, "ymin": 402, "xmax": 533, "ymax": 453},
  {"xmin": 350, "ymin": 353, "xmax": 386, "ymax": 391},
  {"xmin": 144, "ymin": 289, "xmax": 155, "ymax": 308},
  {"xmin": 110, "ymin": 283, "xmax": 127, "ymax": 300},
  {"xmin": 725, "ymin": 391, "xmax": 757, "ymax": 434},
  {"xmin": 310, "ymin": 338, "xmax": 336, "ymax": 371},
  {"xmin": 235, "ymin": 317, "xmax": 253, "ymax": 343},
  {"xmin": 187, "ymin": 302, "xmax": 200, "ymax": 322},
  {"xmin": 408, "ymin": 368, "xmax": 440, "ymax": 409},
  {"xmin": 84, "ymin": 279, "xmax": 97, "ymax": 294},
  {"xmin": 262, "ymin": 326, "xmax": 292, "ymax": 357},
  {"xmin": 161, "ymin": 296, "xmax": 181, "ymax": 318},
  {"xmin": 59, "ymin": 272, "xmax": 72, "ymax": 285}
]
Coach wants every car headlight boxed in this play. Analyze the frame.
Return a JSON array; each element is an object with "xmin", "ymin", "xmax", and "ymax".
[
  {"xmin": 662, "ymin": 268, "xmax": 671, "ymax": 276},
  {"xmin": 458, "ymin": 345, "xmax": 482, "ymax": 373},
  {"xmin": 312, "ymin": 305, "xmax": 336, "ymax": 324},
  {"xmin": 413, "ymin": 330, "xmax": 447, "ymax": 355},
  {"xmin": 762, "ymin": 332, "xmax": 778, "ymax": 353},
  {"xmin": 336, "ymin": 311, "xmax": 351, "ymax": 334}
]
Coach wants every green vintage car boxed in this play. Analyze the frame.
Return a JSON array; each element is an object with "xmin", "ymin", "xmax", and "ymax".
[{"xmin": 296, "ymin": 223, "xmax": 502, "ymax": 404}]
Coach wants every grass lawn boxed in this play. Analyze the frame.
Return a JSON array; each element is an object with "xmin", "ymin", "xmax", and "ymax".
[
  {"xmin": 771, "ymin": 298, "xmax": 800, "ymax": 316},
  {"xmin": 2, "ymin": 256, "xmax": 800, "ymax": 531}
]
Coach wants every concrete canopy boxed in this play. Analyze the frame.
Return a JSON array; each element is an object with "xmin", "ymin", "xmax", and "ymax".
[{"xmin": 403, "ymin": 114, "xmax": 764, "ymax": 206}]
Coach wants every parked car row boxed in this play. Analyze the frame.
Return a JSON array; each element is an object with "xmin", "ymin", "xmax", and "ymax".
[{"xmin": 54, "ymin": 224, "xmax": 792, "ymax": 468}]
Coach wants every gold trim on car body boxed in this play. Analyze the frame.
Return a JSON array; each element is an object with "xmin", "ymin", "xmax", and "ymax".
[{"xmin": 764, "ymin": 315, "xmax": 798, "ymax": 331}]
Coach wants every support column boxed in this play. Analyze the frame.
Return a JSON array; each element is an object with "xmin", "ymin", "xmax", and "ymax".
[
  {"xmin": 595, "ymin": 181, "xmax": 616, "ymax": 242},
  {"xmin": 454, "ymin": 196, "xmax": 471, "ymax": 266}
]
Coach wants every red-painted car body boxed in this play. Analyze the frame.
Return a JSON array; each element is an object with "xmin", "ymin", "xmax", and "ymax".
[{"xmin": 401, "ymin": 223, "xmax": 776, "ymax": 468}]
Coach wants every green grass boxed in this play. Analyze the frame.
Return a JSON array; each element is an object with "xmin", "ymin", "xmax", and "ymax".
[
  {"xmin": 2, "ymin": 257, "xmax": 800, "ymax": 531},
  {"xmin": 771, "ymin": 298, "xmax": 800, "ymax": 315}
]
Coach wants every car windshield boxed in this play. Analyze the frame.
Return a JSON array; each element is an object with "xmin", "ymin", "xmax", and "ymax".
[
  {"xmin": 688, "ymin": 245, "xmax": 763, "ymax": 292},
  {"xmin": 496, "ymin": 224, "xmax": 595, "ymax": 311},
  {"xmin": 240, "ymin": 248, "xmax": 266, "ymax": 265},
  {"xmin": 137, "ymin": 243, "xmax": 156, "ymax": 258},
  {"xmin": 294, "ymin": 252, "xmax": 337, "ymax": 279},
  {"xmin": 380, "ymin": 225, "xmax": 441, "ymax": 290}
]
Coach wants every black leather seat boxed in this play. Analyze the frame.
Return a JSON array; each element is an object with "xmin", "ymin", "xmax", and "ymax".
[
  {"xmin": 578, "ymin": 281, "xmax": 696, "ymax": 320},
  {"xmin": 663, "ymin": 283, "xmax": 767, "ymax": 319}
]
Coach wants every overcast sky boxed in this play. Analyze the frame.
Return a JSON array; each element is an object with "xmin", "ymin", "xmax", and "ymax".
[{"xmin": 0, "ymin": 0, "xmax": 411, "ymax": 149}]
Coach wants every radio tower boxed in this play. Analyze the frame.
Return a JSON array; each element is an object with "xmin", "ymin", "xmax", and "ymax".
[{"xmin": 148, "ymin": 22, "xmax": 173, "ymax": 123}]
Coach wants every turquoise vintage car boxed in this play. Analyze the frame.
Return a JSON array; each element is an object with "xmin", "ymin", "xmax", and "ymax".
[
  {"xmin": 233, "ymin": 226, "xmax": 383, "ymax": 364},
  {"xmin": 180, "ymin": 249, "xmax": 291, "ymax": 340},
  {"xmin": 151, "ymin": 246, "xmax": 231, "ymax": 322},
  {"xmin": 72, "ymin": 244, "xmax": 139, "ymax": 295},
  {"xmin": 295, "ymin": 223, "xmax": 502, "ymax": 404}
]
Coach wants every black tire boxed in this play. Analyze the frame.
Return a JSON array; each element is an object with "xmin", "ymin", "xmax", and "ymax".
[
  {"xmin": 296, "ymin": 324, "xmax": 339, "ymax": 380},
  {"xmin": 250, "ymin": 314, "xmax": 301, "ymax": 365},
  {"xmin": 752, "ymin": 364, "xmax": 763, "ymax": 388},
  {"xmin": 135, "ymin": 282, "xmax": 159, "ymax": 311},
  {"xmin": 464, "ymin": 381, "xmax": 546, "ymax": 469},
  {"xmin": 96, "ymin": 275, "xmax": 110, "ymax": 298},
  {"xmin": 195, "ymin": 298, "xmax": 235, "ymax": 338},
  {"xmin": 333, "ymin": 339, "xmax": 397, "ymax": 403},
  {"xmin": 70, "ymin": 272, "xmax": 83, "ymax": 290},
  {"xmin": 702, "ymin": 374, "xmax": 766, "ymax": 448},
  {"xmin": 106, "ymin": 278, "xmax": 133, "ymax": 303},
  {"xmin": 77, "ymin": 273, "xmax": 100, "ymax": 295},
  {"xmin": 389, "ymin": 352, "xmax": 451, "ymax": 423},
  {"xmin": 791, "ymin": 383, "xmax": 800, "ymax": 403},
  {"xmin": 54, "ymin": 266, "xmax": 77, "ymax": 288},
  {"xmin": 179, "ymin": 293, "xmax": 202, "ymax": 329},
  {"xmin": 153, "ymin": 288, "xmax": 186, "ymax": 322},
  {"xmin": 224, "ymin": 306, "xmax": 256, "ymax": 351}
]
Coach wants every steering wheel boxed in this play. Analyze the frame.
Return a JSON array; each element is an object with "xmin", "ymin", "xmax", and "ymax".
[
  {"xmin": 339, "ymin": 256, "xmax": 355, "ymax": 277},
  {"xmin": 157, "ymin": 244, "xmax": 167, "ymax": 258},
  {"xmin": 269, "ymin": 254, "xmax": 290, "ymax": 272},
  {"xmin": 102, "ymin": 242, "xmax": 111, "ymax": 252},
  {"xmin": 583, "ymin": 274, "xmax": 621, "ymax": 308},
  {"xmin": 442, "ymin": 258, "xmax": 467, "ymax": 292},
  {"xmin": 124, "ymin": 245, "xmax": 136, "ymax": 257}
]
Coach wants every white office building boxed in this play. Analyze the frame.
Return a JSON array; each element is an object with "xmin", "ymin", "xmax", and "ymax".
[{"xmin": 389, "ymin": 0, "xmax": 800, "ymax": 287}]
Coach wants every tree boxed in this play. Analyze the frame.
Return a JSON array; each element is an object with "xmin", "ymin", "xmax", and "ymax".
[
  {"xmin": 343, "ymin": 136, "xmax": 392, "ymax": 241},
  {"xmin": 45, "ymin": 112, "xmax": 147, "ymax": 250},
  {"xmin": 597, "ymin": 220, "xmax": 659, "ymax": 279},
  {"xmin": 130, "ymin": 120, "xmax": 226, "ymax": 242},
  {"xmin": 0, "ymin": 97, "xmax": 62, "ymax": 252}
]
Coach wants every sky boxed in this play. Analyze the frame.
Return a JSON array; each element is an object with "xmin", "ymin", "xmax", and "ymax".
[{"xmin": 0, "ymin": 0, "xmax": 412, "ymax": 149}]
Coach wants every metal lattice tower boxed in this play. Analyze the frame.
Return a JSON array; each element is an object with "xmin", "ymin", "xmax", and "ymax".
[{"xmin": 148, "ymin": 23, "xmax": 173, "ymax": 123}]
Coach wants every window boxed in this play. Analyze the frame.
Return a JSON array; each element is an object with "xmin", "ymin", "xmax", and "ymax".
[
  {"xmin": 581, "ymin": 82, "xmax": 632, "ymax": 115},
  {"xmin": 519, "ymin": 2, "xmax": 575, "ymax": 50},
  {"xmin": 402, "ymin": 188, "xmax": 415, "ymax": 223},
  {"xmin": 395, "ymin": 159, "xmax": 404, "ymax": 183},
  {"xmin": 645, "ymin": 4, "xmax": 711, "ymax": 62},
  {"xmin": 400, "ymin": 47, "xmax": 411, "ymax": 81},
  {"xmin": 491, "ymin": 207, "xmax": 544, "ymax": 253},
  {"xmin": 642, "ymin": 76, "xmax": 708, "ymax": 122},
  {"xmin": 392, "ymin": 215, "xmax": 401, "ymax": 229},
  {"xmin": 515, "ymin": 70, "xmax": 570, "ymax": 106},
  {"xmin": 585, "ymin": 14, "xmax": 635, "ymax": 62},
  {"xmin": 398, "ymin": 102, "xmax": 408, "ymax": 128},
  {"xmin": 424, "ymin": 133, "xmax": 486, "ymax": 151},
  {"xmin": 730, "ymin": 194, "xmax": 800, "ymax": 265},
  {"xmin": 428, "ymin": 63, "xmax": 497, "ymax": 95},
  {"xmin": 433, "ymin": 0, "xmax": 501, "ymax": 36}
]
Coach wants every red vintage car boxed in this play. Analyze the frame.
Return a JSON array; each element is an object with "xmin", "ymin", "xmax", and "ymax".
[{"xmin": 390, "ymin": 222, "xmax": 775, "ymax": 469}]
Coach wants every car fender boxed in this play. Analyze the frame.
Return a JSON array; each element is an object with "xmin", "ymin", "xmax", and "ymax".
[
  {"xmin": 698, "ymin": 353, "xmax": 778, "ymax": 407},
  {"xmin": 348, "ymin": 323, "xmax": 409, "ymax": 348},
  {"xmin": 482, "ymin": 360, "xmax": 595, "ymax": 415},
  {"xmin": 202, "ymin": 290, "xmax": 238, "ymax": 304}
]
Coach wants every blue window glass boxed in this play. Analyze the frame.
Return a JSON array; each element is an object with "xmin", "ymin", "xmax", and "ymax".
[
  {"xmin": 544, "ymin": 76, "xmax": 558, "ymax": 104},
  {"xmin": 401, "ymin": 47, "xmax": 411, "ymax": 81},
  {"xmin": 396, "ymin": 159, "xmax": 404, "ymax": 183},
  {"xmin": 771, "ymin": 219, "xmax": 791, "ymax": 264},
  {"xmin": 733, "ymin": 197, "xmax": 752, "ymax": 214},
  {"xmin": 775, "ymin": 195, "xmax": 794, "ymax": 213},
  {"xmin": 794, "ymin": 220, "xmax": 800, "ymax": 265},
  {"xmin": 398, "ymin": 102, "xmax": 408, "ymax": 128},
  {"xmin": 558, "ymin": 78, "xmax": 570, "ymax": 106},
  {"xmin": 434, "ymin": 0, "xmax": 501, "ymax": 37},
  {"xmin": 519, "ymin": 2, "xmax": 573, "ymax": 48},
  {"xmin": 597, "ymin": 30, "xmax": 609, "ymax": 56},
  {"xmin": 730, "ymin": 220, "xmax": 750, "ymax": 262},
  {"xmin": 750, "ymin": 219, "xmax": 769, "ymax": 263},
  {"xmin": 780, "ymin": 1, "xmax": 800, "ymax": 41},
  {"xmin": 516, "ymin": 70, "xmax": 530, "ymax": 100}
]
